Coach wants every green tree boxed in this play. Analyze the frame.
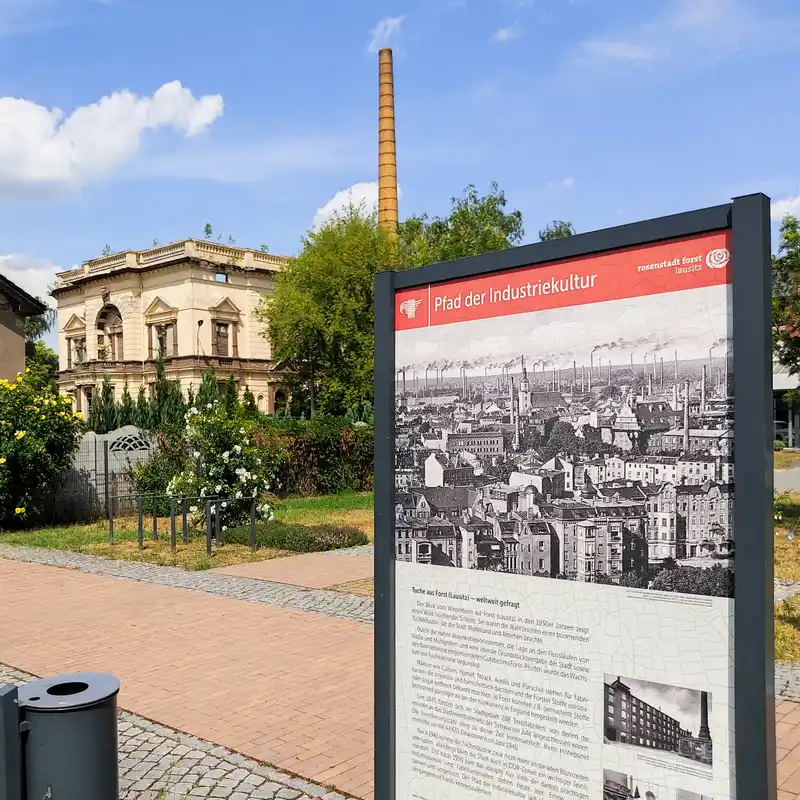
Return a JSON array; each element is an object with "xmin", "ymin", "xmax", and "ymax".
[
  {"xmin": 196, "ymin": 368, "xmax": 219, "ymax": 409},
  {"xmin": 25, "ymin": 341, "xmax": 59, "ymax": 388},
  {"xmin": 223, "ymin": 375, "xmax": 239, "ymax": 414},
  {"xmin": 24, "ymin": 307, "xmax": 56, "ymax": 342},
  {"xmin": 242, "ymin": 385, "xmax": 257, "ymax": 417},
  {"xmin": 258, "ymin": 184, "xmax": 524, "ymax": 415},
  {"xmin": 118, "ymin": 384, "xmax": 136, "ymax": 427},
  {"xmin": 87, "ymin": 376, "xmax": 118, "ymax": 434},
  {"xmin": 400, "ymin": 183, "xmax": 524, "ymax": 267},
  {"xmin": 539, "ymin": 220, "xmax": 575, "ymax": 241},
  {"xmin": 135, "ymin": 386, "xmax": 151, "ymax": 429},
  {"xmin": 773, "ymin": 215, "xmax": 800, "ymax": 380},
  {"xmin": 148, "ymin": 356, "xmax": 186, "ymax": 434}
]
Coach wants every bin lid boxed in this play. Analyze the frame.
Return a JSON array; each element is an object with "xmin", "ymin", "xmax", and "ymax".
[{"xmin": 18, "ymin": 673, "xmax": 120, "ymax": 712}]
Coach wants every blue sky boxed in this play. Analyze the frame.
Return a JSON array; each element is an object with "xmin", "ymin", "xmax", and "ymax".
[{"xmin": 1, "ymin": 0, "xmax": 800, "ymax": 325}]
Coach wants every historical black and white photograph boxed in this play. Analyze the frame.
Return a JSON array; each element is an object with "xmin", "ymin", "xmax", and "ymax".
[
  {"xmin": 393, "ymin": 284, "xmax": 734, "ymax": 598},
  {"xmin": 602, "ymin": 769, "xmax": 712, "ymax": 800},
  {"xmin": 603, "ymin": 675, "xmax": 713, "ymax": 767}
]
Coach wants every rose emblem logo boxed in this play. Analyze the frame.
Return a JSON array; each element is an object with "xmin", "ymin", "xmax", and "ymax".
[{"xmin": 705, "ymin": 248, "xmax": 730, "ymax": 269}]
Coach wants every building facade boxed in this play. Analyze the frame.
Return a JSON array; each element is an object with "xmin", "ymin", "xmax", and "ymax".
[
  {"xmin": 605, "ymin": 678, "xmax": 692, "ymax": 753},
  {"xmin": 0, "ymin": 273, "xmax": 46, "ymax": 382},
  {"xmin": 52, "ymin": 239, "xmax": 291, "ymax": 412}
]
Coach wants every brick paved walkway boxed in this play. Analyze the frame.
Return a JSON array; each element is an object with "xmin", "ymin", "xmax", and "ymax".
[
  {"xmin": 0, "ymin": 663, "xmax": 344, "ymax": 800},
  {"xmin": 4, "ymin": 546, "xmax": 800, "ymax": 798},
  {"xmin": 0, "ymin": 545, "xmax": 373, "ymax": 623},
  {"xmin": 213, "ymin": 552, "xmax": 374, "ymax": 590},
  {"xmin": 0, "ymin": 559, "xmax": 373, "ymax": 799}
]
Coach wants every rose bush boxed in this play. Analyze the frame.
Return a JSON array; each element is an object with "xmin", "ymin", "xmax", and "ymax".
[
  {"xmin": 166, "ymin": 400, "xmax": 276, "ymax": 530},
  {"xmin": 0, "ymin": 370, "xmax": 83, "ymax": 528}
]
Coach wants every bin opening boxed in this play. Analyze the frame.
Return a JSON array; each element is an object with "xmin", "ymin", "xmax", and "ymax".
[{"xmin": 46, "ymin": 681, "xmax": 89, "ymax": 697}]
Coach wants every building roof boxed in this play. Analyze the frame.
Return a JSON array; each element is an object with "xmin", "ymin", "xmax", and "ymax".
[
  {"xmin": 528, "ymin": 391, "xmax": 567, "ymax": 409},
  {"xmin": 0, "ymin": 272, "xmax": 47, "ymax": 317},
  {"xmin": 635, "ymin": 401, "xmax": 679, "ymax": 431},
  {"xmin": 53, "ymin": 239, "xmax": 291, "ymax": 294}
]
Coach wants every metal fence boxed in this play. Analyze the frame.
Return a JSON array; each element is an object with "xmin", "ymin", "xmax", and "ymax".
[
  {"xmin": 108, "ymin": 494, "xmax": 262, "ymax": 554},
  {"xmin": 34, "ymin": 428, "xmax": 153, "ymax": 526}
]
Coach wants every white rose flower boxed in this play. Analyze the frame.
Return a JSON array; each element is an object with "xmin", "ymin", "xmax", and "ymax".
[
  {"xmin": 193, "ymin": 451, "xmax": 201, "ymax": 459},
  {"xmin": 189, "ymin": 505, "xmax": 198, "ymax": 513},
  {"xmin": 222, "ymin": 525, "xmax": 228, "ymax": 532},
  {"xmin": 221, "ymin": 501, "xmax": 228, "ymax": 508}
]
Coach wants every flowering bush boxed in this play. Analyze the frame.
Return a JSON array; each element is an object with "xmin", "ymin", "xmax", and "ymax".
[
  {"xmin": 166, "ymin": 401, "xmax": 275, "ymax": 531},
  {"xmin": 0, "ymin": 371, "xmax": 83, "ymax": 528}
]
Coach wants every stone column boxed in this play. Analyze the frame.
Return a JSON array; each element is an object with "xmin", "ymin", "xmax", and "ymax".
[
  {"xmin": 147, "ymin": 324, "xmax": 153, "ymax": 360},
  {"xmin": 699, "ymin": 691, "xmax": 710, "ymax": 740},
  {"xmin": 171, "ymin": 322, "xmax": 178, "ymax": 357},
  {"xmin": 232, "ymin": 323, "xmax": 239, "ymax": 358}
]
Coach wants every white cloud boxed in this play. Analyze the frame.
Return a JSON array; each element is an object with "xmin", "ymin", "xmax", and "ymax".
[
  {"xmin": 0, "ymin": 80, "xmax": 223, "ymax": 198},
  {"xmin": 0, "ymin": 252, "xmax": 63, "ymax": 307},
  {"xmin": 312, "ymin": 181, "xmax": 404, "ymax": 230},
  {"xmin": 491, "ymin": 21, "xmax": 522, "ymax": 42},
  {"xmin": 368, "ymin": 16, "xmax": 404, "ymax": 53},
  {"xmin": 582, "ymin": 39, "xmax": 662, "ymax": 64},
  {"xmin": 577, "ymin": 0, "xmax": 799, "ymax": 69},
  {"xmin": 559, "ymin": 175, "xmax": 574, "ymax": 188},
  {"xmin": 772, "ymin": 194, "xmax": 800, "ymax": 222}
]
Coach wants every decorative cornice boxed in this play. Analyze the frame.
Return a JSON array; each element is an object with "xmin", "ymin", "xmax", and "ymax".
[{"xmin": 53, "ymin": 239, "xmax": 291, "ymax": 292}]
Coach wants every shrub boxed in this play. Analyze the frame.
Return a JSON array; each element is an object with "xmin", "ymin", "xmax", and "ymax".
[
  {"xmin": 222, "ymin": 520, "xmax": 369, "ymax": 552},
  {"xmin": 260, "ymin": 415, "xmax": 373, "ymax": 496},
  {"xmin": 650, "ymin": 564, "xmax": 733, "ymax": 597},
  {"xmin": 0, "ymin": 371, "xmax": 82, "ymax": 528},
  {"xmin": 776, "ymin": 439, "xmax": 787, "ymax": 451},
  {"xmin": 130, "ymin": 432, "xmax": 190, "ymax": 516},
  {"xmin": 167, "ymin": 400, "xmax": 276, "ymax": 530}
]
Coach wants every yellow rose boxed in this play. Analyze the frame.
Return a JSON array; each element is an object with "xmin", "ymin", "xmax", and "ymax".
[
  {"xmin": 0, "ymin": 458, "xmax": 6, "ymax": 464},
  {"xmin": 14, "ymin": 431, "xmax": 25, "ymax": 440},
  {"xmin": 74, "ymin": 412, "xmax": 84, "ymax": 421},
  {"xmin": 14, "ymin": 507, "xmax": 25, "ymax": 515}
]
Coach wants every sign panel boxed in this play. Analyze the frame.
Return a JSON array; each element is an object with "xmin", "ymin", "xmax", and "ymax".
[{"xmin": 375, "ymin": 196, "xmax": 775, "ymax": 800}]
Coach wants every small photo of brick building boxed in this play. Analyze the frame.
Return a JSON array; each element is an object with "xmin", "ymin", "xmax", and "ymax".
[{"xmin": 603, "ymin": 675, "xmax": 712, "ymax": 767}]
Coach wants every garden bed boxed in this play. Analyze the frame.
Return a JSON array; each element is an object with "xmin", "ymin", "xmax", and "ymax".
[{"xmin": 0, "ymin": 493, "xmax": 372, "ymax": 571}]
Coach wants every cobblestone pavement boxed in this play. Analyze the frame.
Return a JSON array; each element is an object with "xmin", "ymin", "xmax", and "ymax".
[
  {"xmin": 0, "ymin": 545, "xmax": 373, "ymax": 624},
  {"xmin": 776, "ymin": 579, "xmax": 800, "ymax": 603},
  {"xmin": 326, "ymin": 546, "xmax": 373, "ymax": 558},
  {"xmin": 0, "ymin": 664, "xmax": 349, "ymax": 800}
]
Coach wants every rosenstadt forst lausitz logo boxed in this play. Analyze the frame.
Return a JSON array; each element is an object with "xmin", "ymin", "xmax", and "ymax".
[
  {"xmin": 399, "ymin": 298, "xmax": 424, "ymax": 319},
  {"xmin": 705, "ymin": 247, "xmax": 730, "ymax": 269}
]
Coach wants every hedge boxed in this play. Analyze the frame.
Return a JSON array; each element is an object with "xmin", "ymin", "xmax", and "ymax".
[{"xmin": 222, "ymin": 521, "xmax": 369, "ymax": 552}]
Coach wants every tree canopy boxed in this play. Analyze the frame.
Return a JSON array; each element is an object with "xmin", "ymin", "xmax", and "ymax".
[
  {"xmin": 258, "ymin": 183, "xmax": 539, "ymax": 415},
  {"xmin": 773, "ymin": 214, "xmax": 800, "ymax": 380},
  {"xmin": 539, "ymin": 220, "xmax": 575, "ymax": 241}
]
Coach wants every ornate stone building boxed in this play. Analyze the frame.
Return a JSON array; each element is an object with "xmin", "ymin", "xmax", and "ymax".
[{"xmin": 53, "ymin": 240, "xmax": 291, "ymax": 413}]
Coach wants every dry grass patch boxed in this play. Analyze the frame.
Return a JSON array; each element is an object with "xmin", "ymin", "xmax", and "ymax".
[
  {"xmin": 329, "ymin": 578, "xmax": 375, "ymax": 597},
  {"xmin": 777, "ymin": 596, "xmax": 800, "ymax": 662},
  {"xmin": 775, "ymin": 450, "xmax": 800, "ymax": 470},
  {"xmin": 274, "ymin": 493, "xmax": 374, "ymax": 541}
]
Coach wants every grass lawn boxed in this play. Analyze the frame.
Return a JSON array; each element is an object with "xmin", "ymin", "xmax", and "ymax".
[
  {"xmin": 0, "ymin": 492, "xmax": 373, "ymax": 571},
  {"xmin": 775, "ymin": 450, "xmax": 800, "ymax": 470}
]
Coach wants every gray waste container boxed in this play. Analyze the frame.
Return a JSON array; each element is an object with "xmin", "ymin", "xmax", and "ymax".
[{"xmin": 18, "ymin": 672, "xmax": 120, "ymax": 800}]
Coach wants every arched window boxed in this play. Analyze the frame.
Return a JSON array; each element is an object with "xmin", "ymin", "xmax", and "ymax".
[
  {"xmin": 97, "ymin": 305, "xmax": 123, "ymax": 361},
  {"xmin": 257, "ymin": 395, "xmax": 265, "ymax": 412},
  {"xmin": 274, "ymin": 388, "xmax": 287, "ymax": 414}
]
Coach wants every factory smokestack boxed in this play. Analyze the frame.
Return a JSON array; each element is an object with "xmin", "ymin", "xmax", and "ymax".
[
  {"xmin": 660, "ymin": 357, "xmax": 664, "ymax": 389},
  {"xmin": 683, "ymin": 380, "xmax": 691, "ymax": 452},
  {"xmin": 701, "ymin": 365, "xmax": 706, "ymax": 414},
  {"xmin": 573, "ymin": 360, "xmax": 577, "ymax": 389},
  {"xmin": 378, "ymin": 49, "xmax": 399, "ymax": 235},
  {"xmin": 589, "ymin": 353, "xmax": 593, "ymax": 392},
  {"xmin": 402, "ymin": 369, "xmax": 406, "ymax": 398},
  {"xmin": 607, "ymin": 361, "xmax": 611, "ymax": 386}
]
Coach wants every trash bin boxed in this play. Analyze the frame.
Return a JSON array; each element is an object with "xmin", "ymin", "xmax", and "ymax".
[{"xmin": 18, "ymin": 672, "xmax": 120, "ymax": 800}]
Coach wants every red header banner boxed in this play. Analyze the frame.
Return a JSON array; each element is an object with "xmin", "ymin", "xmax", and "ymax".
[{"xmin": 394, "ymin": 230, "xmax": 731, "ymax": 331}]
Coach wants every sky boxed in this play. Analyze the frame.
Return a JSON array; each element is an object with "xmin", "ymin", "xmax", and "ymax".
[
  {"xmin": 396, "ymin": 284, "xmax": 731, "ymax": 374},
  {"xmin": 1, "ymin": 0, "xmax": 799, "ymax": 348}
]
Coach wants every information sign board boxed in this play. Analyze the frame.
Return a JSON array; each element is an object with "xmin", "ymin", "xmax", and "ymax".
[{"xmin": 375, "ymin": 195, "xmax": 775, "ymax": 800}]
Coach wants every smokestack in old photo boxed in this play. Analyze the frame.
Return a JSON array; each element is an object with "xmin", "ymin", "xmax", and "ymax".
[
  {"xmin": 683, "ymin": 379, "xmax": 691, "ymax": 452},
  {"xmin": 701, "ymin": 365, "xmax": 706, "ymax": 414}
]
